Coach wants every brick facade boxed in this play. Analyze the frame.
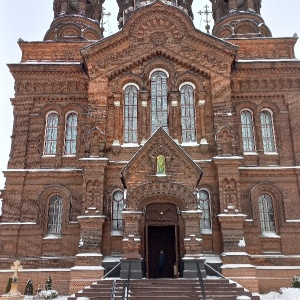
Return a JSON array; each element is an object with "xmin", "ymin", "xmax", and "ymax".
[{"xmin": 0, "ymin": 0, "xmax": 300, "ymax": 294}]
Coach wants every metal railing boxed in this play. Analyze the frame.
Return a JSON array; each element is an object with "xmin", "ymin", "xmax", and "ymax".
[
  {"xmin": 102, "ymin": 262, "xmax": 121, "ymax": 280},
  {"xmin": 204, "ymin": 262, "xmax": 226, "ymax": 279},
  {"xmin": 197, "ymin": 262, "xmax": 206, "ymax": 300},
  {"xmin": 110, "ymin": 280, "xmax": 117, "ymax": 300},
  {"xmin": 121, "ymin": 262, "xmax": 131, "ymax": 300}
]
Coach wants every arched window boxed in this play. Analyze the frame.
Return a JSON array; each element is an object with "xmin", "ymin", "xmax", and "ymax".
[
  {"xmin": 180, "ymin": 84, "xmax": 196, "ymax": 143},
  {"xmin": 198, "ymin": 189, "xmax": 211, "ymax": 230},
  {"xmin": 44, "ymin": 112, "xmax": 58, "ymax": 155},
  {"xmin": 258, "ymin": 193, "xmax": 275, "ymax": 233},
  {"xmin": 260, "ymin": 110, "xmax": 276, "ymax": 153},
  {"xmin": 64, "ymin": 112, "xmax": 78, "ymax": 155},
  {"xmin": 151, "ymin": 71, "xmax": 168, "ymax": 134},
  {"xmin": 112, "ymin": 190, "xmax": 124, "ymax": 230},
  {"xmin": 157, "ymin": 155, "xmax": 166, "ymax": 175},
  {"xmin": 124, "ymin": 85, "xmax": 138, "ymax": 143},
  {"xmin": 47, "ymin": 195, "xmax": 63, "ymax": 236},
  {"xmin": 241, "ymin": 110, "xmax": 256, "ymax": 152}
]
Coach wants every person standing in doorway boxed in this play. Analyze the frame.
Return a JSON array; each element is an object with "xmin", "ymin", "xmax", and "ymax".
[{"xmin": 159, "ymin": 250, "xmax": 166, "ymax": 277}]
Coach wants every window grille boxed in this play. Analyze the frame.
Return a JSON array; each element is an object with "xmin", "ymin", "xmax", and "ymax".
[
  {"xmin": 241, "ymin": 110, "xmax": 256, "ymax": 152},
  {"xmin": 124, "ymin": 85, "xmax": 138, "ymax": 143},
  {"xmin": 64, "ymin": 112, "xmax": 78, "ymax": 155},
  {"xmin": 47, "ymin": 195, "xmax": 63, "ymax": 235},
  {"xmin": 112, "ymin": 190, "xmax": 124, "ymax": 230},
  {"xmin": 258, "ymin": 193, "xmax": 275, "ymax": 233},
  {"xmin": 198, "ymin": 190, "xmax": 211, "ymax": 230},
  {"xmin": 151, "ymin": 71, "xmax": 168, "ymax": 133},
  {"xmin": 260, "ymin": 110, "xmax": 276, "ymax": 153},
  {"xmin": 180, "ymin": 84, "xmax": 196, "ymax": 143},
  {"xmin": 44, "ymin": 113, "xmax": 58, "ymax": 155}
]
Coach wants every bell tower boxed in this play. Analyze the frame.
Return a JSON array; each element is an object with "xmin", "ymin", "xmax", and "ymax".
[
  {"xmin": 117, "ymin": 0, "xmax": 193, "ymax": 29},
  {"xmin": 210, "ymin": 0, "xmax": 272, "ymax": 38},
  {"xmin": 44, "ymin": 0, "xmax": 105, "ymax": 41}
]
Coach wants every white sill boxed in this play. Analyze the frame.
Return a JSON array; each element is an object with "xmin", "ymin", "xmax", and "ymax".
[
  {"xmin": 201, "ymin": 229, "xmax": 212, "ymax": 235},
  {"xmin": 62, "ymin": 154, "xmax": 76, "ymax": 157},
  {"xmin": 121, "ymin": 143, "xmax": 140, "ymax": 147},
  {"xmin": 264, "ymin": 152, "xmax": 278, "ymax": 155},
  {"xmin": 43, "ymin": 234, "xmax": 62, "ymax": 240},
  {"xmin": 111, "ymin": 230, "xmax": 123, "ymax": 237},
  {"xmin": 243, "ymin": 152, "xmax": 258, "ymax": 155},
  {"xmin": 42, "ymin": 155, "xmax": 56, "ymax": 158},
  {"xmin": 261, "ymin": 232, "xmax": 281, "ymax": 238},
  {"xmin": 181, "ymin": 142, "xmax": 198, "ymax": 147}
]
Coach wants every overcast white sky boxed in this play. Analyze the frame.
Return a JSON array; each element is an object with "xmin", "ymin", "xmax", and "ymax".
[{"xmin": 0, "ymin": 0, "xmax": 299, "ymax": 190}]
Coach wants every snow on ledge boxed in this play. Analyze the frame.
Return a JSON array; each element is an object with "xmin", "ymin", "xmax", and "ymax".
[
  {"xmin": 76, "ymin": 253, "xmax": 103, "ymax": 257},
  {"xmin": 222, "ymin": 252, "xmax": 249, "ymax": 256},
  {"xmin": 221, "ymin": 264, "xmax": 255, "ymax": 269},
  {"xmin": 261, "ymin": 232, "xmax": 281, "ymax": 238},
  {"xmin": 256, "ymin": 266, "xmax": 300, "ymax": 270},
  {"xmin": 0, "ymin": 222, "xmax": 36, "ymax": 225},
  {"xmin": 70, "ymin": 266, "xmax": 105, "ymax": 271}
]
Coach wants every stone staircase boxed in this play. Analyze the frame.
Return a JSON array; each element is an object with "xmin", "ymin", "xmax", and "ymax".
[{"xmin": 69, "ymin": 278, "xmax": 260, "ymax": 299}]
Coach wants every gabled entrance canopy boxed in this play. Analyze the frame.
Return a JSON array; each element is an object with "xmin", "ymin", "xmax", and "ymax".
[{"xmin": 120, "ymin": 128, "xmax": 203, "ymax": 210}]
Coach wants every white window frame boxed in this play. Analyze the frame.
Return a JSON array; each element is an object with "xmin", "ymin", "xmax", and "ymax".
[
  {"xmin": 180, "ymin": 83, "xmax": 196, "ymax": 144},
  {"xmin": 240, "ymin": 109, "xmax": 256, "ymax": 154},
  {"xmin": 258, "ymin": 193, "xmax": 276, "ymax": 234},
  {"xmin": 260, "ymin": 109, "xmax": 277, "ymax": 154},
  {"xmin": 198, "ymin": 189, "xmax": 212, "ymax": 233},
  {"xmin": 64, "ymin": 111, "xmax": 78, "ymax": 156},
  {"xmin": 123, "ymin": 84, "xmax": 139, "ymax": 144},
  {"xmin": 150, "ymin": 70, "xmax": 169, "ymax": 134},
  {"xmin": 47, "ymin": 195, "xmax": 63, "ymax": 237},
  {"xmin": 43, "ymin": 111, "xmax": 59, "ymax": 156}
]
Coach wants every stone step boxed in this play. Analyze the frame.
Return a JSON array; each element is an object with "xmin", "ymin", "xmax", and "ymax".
[{"xmin": 69, "ymin": 278, "xmax": 260, "ymax": 300}]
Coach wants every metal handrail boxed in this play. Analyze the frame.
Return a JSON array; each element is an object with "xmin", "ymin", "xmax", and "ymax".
[
  {"xmin": 101, "ymin": 262, "xmax": 122, "ymax": 280},
  {"xmin": 110, "ymin": 280, "xmax": 117, "ymax": 300},
  {"xmin": 197, "ymin": 262, "xmax": 206, "ymax": 300},
  {"xmin": 204, "ymin": 262, "xmax": 226, "ymax": 279},
  {"xmin": 122, "ymin": 262, "xmax": 131, "ymax": 300}
]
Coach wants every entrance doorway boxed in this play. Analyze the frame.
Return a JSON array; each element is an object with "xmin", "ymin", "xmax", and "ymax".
[{"xmin": 147, "ymin": 225, "xmax": 176, "ymax": 278}]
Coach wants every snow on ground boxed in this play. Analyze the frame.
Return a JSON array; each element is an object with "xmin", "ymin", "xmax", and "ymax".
[{"xmin": 260, "ymin": 288, "xmax": 300, "ymax": 299}]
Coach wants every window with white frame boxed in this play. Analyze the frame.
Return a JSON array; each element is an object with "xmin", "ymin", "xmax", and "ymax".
[
  {"xmin": 151, "ymin": 70, "xmax": 168, "ymax": 133},
  {"xmin": 198, "ymin": 189, "xmax": 211, "ymax": 230},
  {"xmin": 47, "ymin": 195, "xmax": 63, "ymax": 236},
  {"xmin": 258, "ymin": 193, "xmax": 275, "ymax": 233},
  {"xmin": 180, "ymin": 84, "xmax": 196, "ymax": 143},
  {"xmin": 124, "ymin": 85, "xmax": 138, "ymax": 143},
  {"xmin": 241, "ymin": 110, "xmax": 256, "ymax": 152},
  {"xmin": 64, "ymin": 112, "xmax": 78, "ymax": 155},
  {"xmin": 260, "ymin": 110, "xmax": 276, "ymax": 153},
  {"xmin": 112, "ymin": 190, "xmax": 124, "ymax": 230},
  {"xmin": 44, "ymin": 112, "xmax": 58, "ymax": 155}
]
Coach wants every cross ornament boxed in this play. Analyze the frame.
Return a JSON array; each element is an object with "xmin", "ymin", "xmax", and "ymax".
[{"xmin": 10, "ymin": 260, "xmax": 22, "ymax": 279}]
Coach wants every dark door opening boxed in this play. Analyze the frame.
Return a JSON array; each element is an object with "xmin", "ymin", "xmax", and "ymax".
[{"xmin": 147, "ymin": 225, "xmax": 176, "ymax": 278}]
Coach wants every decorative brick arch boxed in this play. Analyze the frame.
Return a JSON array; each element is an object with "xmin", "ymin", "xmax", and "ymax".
[
  {"xmin": 38, "ymin": 184, "xmax": 72, "ymax": 235},
  {"xmin": 127, "ymin": 182, "xmax": 198, "ymax": 211},
  {"xmin": 250, "ymin": 182, "xmax": 285, "ymax": 231}
]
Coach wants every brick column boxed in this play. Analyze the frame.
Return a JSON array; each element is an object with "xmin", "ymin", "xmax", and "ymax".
[
  {"xmin": 228, "ymin": 0, "xmax": 237, "ymax": 12},
  {"xmin": 140, "ymin": 91, "xmax": 149, "ymax": 143},
  {"xmin": 78, "ymin": 0, "xmax": 87, "ymax": 15},
  {"xmin": 247, "ymin": 0, "xmax": 255, "ymax": 11},
  {"xmin": 60, "ymin": 1, "xmax": 68, "ymax": 15},
  {"xmin": 170, "ymin": 91, "xmax": 180, "ymax": 142},
  {"xmin": 121, "ymin": 210, "xmax": 143, "ymax": 279},
  {"xmin": 181, "ymin": 210, "xmax": 203, "ymax": 254},
  {"xmin": 113, "ymin": 96, "xmax": 121, "ymax": 144},
  {"xmin": 181, "ymin": 209, "xmax": 206, "ymax": 278}
]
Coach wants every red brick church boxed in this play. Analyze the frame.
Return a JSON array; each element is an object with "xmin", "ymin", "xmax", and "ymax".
[{"xmin": 1, "ymin": 0, "xmax": 300, "ymax": 295}]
